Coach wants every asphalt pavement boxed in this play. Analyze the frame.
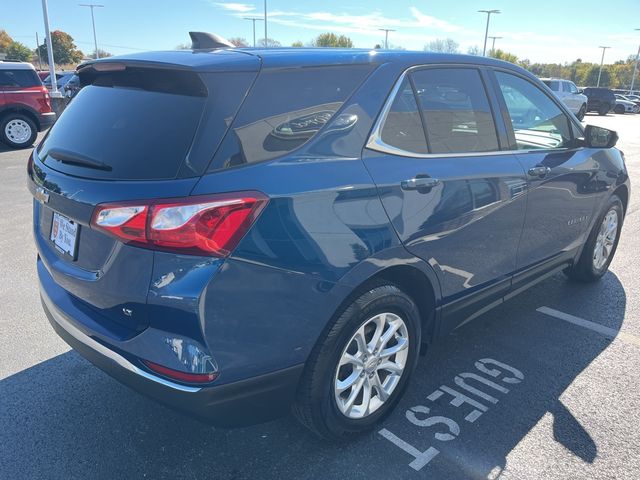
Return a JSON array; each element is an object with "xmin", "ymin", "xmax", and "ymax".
[{"xmin": 1, "ymin": 113, "xmax": 639, "ymax": 479}]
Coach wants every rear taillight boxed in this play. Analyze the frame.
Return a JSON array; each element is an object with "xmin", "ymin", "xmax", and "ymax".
[
  {"xmin": 91, "ymin": 192, "xmax": 268, "ymax": 257},
  {"xmin": 39, "ymin": 86, "xmax": 52, "ymax": 109}
]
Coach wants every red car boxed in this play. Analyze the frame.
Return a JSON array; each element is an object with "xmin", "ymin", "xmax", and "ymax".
[{"xmin": 0, "ymin": 62, "xmax": 56, "ymax": 148}]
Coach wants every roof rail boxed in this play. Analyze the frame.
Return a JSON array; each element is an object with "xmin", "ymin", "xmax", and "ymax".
[{"xmin": 189, "ymin": 32, "xmax": 235, "ymax": 50}]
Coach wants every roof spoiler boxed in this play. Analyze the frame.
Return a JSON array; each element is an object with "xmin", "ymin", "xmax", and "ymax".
[{"xmin": 189, "ymin": 32, "xmax": 235, "ymax": 50}]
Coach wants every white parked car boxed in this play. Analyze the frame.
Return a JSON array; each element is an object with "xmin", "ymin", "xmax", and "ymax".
[
  {"xmin": 614, "ymin": 94, "xmax": 640, "ymax": 114},
  {"xmin": 541, "ymin": 78, "xmax": 588, "ymax": 120}
]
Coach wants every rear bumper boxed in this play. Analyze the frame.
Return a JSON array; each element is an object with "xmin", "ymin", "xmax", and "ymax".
[
  {"xmin": 38, "ymin": 111, "xmax": 56, "ymax": 130},
  {"xmin": 41, "ymin": 287, "xmax": 304, "ymax": 427}
]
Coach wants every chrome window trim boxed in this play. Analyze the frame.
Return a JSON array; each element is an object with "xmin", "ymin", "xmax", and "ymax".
[{"xmin": 365, "ymin": 64, "xmax": 574, "ymax": 159}]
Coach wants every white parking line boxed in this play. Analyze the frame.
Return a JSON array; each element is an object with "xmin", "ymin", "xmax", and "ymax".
[{"xmin": 537, "ymin": 306, "xmax": 640, "ymax": 347}]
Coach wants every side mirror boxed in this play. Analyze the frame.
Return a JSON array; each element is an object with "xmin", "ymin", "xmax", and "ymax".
[
  {"xmin": 582, "ymin": 125, "xmax": 618, "ymax": 149},
  {"xmin": 577, "ymin": 88, "xmax": 584, "ymax": 94}
]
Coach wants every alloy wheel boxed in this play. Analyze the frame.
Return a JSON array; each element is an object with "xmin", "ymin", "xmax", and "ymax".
[
  {"xmin": 593, "ymin": 209, "xmax": 618, "ymax": 270},
  {"xmin": 334, "ymin": 312, "xmax": 409, "ymax": 419}
]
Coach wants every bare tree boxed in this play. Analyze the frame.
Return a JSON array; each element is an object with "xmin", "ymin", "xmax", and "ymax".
[
  {"xmin": 467, "ymin": 45, "xmax": 481, "ymax": 56},
  {"xmin": 228, "ymin": 37, "xmax": 249, "ymax": 47},
  {"xmin": 425, "ymin": 38, "xmax": 460, "ymax": 54},
  {"xmin": 257, "ymin": 37, "xmax": 281, "ymax": 47}
]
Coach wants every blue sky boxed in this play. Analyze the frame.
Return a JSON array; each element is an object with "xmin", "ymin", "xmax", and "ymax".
[{"xmin": 4, "ymin": 0, "xmax": 640, "ymax": 63}]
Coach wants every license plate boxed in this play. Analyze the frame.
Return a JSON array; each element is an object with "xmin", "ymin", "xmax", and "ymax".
[{"xmin": 50, "ymin": 212, "xmax": 79, "ymax": 258}]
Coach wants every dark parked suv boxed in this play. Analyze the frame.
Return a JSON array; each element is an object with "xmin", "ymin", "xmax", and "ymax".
[
  {"xmin": 29, "ymin": 36, "xmax": 629, "ymax": 440},
  {"xmin": 0, "ymin": 62, "xmax": 56, "ymax": 148},
  {"xmin": 583, "ymin": 87, "xmax": 617, "ymax": 115}
]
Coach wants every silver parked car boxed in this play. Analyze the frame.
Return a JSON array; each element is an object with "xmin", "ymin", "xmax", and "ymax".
[
  {"xmin": 614, "ymin": 94, "xmax": 640, "ymax": 114},
  {"xmin": 541, "ymin": 78, "xmax": 588, "ymax": 120}
]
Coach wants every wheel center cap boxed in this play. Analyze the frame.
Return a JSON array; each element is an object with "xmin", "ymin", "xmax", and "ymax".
[{"xmin": 365, "ymin": 358, "xmax": 378, "ymax": 372}]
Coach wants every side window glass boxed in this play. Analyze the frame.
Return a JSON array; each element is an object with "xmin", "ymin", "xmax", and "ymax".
[
  {"xmin": 566, "ymin": 82, "xmax": 578, "ymax": 93},
  {"xmin": 411, "ymin": 68, "xmax": 500, "ymax": 154},
  {"xmin": 0, "ymin": 70, "xmax": 39, "ymax": 87},
  {"xmin": 495, "ymin": 72, "xmax": 573, "ymax": 150},
  {"xmin": 0, "ymin": 71, "xmax": 19, "ymax": 87},
  {"xmin": 209, "ymin": 65, "xmax": 373, "ymax": 171},
  {"xmin": 379, "ymin": 79, "xmax": 428, "ymax": 154}
]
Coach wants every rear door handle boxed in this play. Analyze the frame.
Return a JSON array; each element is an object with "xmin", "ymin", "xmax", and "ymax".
[
  {"xmin": 401, "ymin": 176, "xmax": 440, "ymax": 190},
  {"xmin": 527, "ymin": 166, "xmax": 551, "ymax": 178}
]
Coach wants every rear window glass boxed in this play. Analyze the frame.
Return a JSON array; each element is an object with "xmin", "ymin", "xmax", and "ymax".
[
  {"xmin": 0, "ymin": 69, "xmax": 40, "ymax": 87},
  {"xmin": 208, "ymin": 64, "xmax": 373, "ymax": 171},
  {"xmin": 380, "ymin": 78, "xmax": 428, "ymax": 154},
  {"xmin": 411, "ymin": 68, "xmax": 499, "ymax": 154},
  {"xmin": 38, "ymin": 67, "xmax": 207, "ymax": 180}
]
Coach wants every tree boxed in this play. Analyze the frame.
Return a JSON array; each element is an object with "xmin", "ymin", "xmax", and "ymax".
[
  {"xmin": 425, "ymin": 38, "xmax": 459, "ymax": 53},
  {"xmin": 0, "ymin": 30, "xmax": 13, "ymax": 52},
  {"xmin": 585, "ymin": 65, "xmax": 611, "ymax": 87},
  {"xmin": 467, "ymin": 45, "xmax": 481, "ymax": 56},
  {"xmin": 291, "ymin": 41, "xmax": 304, "ymax": 48},
  {"xmin": 373, "ymin": 44, "xmax": 382, "ymax": 49},
  {"xmin": 518, "ymin": 58, "xmax": 531, "ymax": 70},
  {"xmin": 228, "ymin": 37, "xmax": 248, "ymax": 47},
  {"xmin": 37, "ymin": 30, "xmax": 83, "ymax": 65},
  {"xmin": 491, "ymin": 49, "xmax": 519, "ymax": 64},
  {"xmin": 5, "ymin": 41, "xmax": 32, "ymax": 62},
  {"xmin": 257, "ymin": 37, "xmax": 281, "ymax": 47},
  {"xmin": 311, "ymin": 33, "xmax": 354, "ymax": 48},
  {"xmin": 175, "ymin": 43, "xmax": 191, "ymax": 50},
  {"xmin": 89, "ymin": 49, "xmax": 112, "ymax": 59}
]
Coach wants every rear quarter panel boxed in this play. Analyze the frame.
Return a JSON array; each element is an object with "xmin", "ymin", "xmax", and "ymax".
[{"xmin": 189, "ymin": 61, "xmax": 442, "ymax": 381}]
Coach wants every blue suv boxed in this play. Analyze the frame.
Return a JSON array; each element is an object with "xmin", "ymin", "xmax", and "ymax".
[{"xmin": 29, "ymin": 36, "xmax": 629, "ymax": 440}]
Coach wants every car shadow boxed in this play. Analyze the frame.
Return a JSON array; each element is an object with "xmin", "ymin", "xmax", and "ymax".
[
  {"xmin": 0, "ymin": 271, "xmax": 627, "ymax": 479},
  {"xmin": 388, "ymin": 270, "xmax": 626, "ymax": 478},
  {"xmin": 0, "ymin": 142, "xmax": 20, "ymax": 154}
]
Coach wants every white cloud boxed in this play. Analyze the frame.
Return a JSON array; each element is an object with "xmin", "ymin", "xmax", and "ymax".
[
  {"xmin": 212, "ymin": 4, "xmax": 461, "ymax": 37},
  {"xmin": 214, "ymin": 2, "xmax": 255, "ymax": 13}
]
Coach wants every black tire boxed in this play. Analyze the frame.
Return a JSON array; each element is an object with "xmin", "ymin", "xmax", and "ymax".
[
  {"xmin": 614, "ymin": 104, "xmax": 625, "ymax": 114},
  {"xmin": 0, "ymin": 113, "xmax": 37, "ymax": 149},
  {"xmin": 293, "ymin": 283, "xmax": 421, "ymax": 440},
  {"xmin": 576, "ymin": 104, "xmax": 586, "ymax": 121},
  {"xmin": 598, "ymin": 105, "xmax": 609, "ymax": 116},
  {"xmin": 564, "ymin": 195, "xmax": 623, "ymax": 282}
]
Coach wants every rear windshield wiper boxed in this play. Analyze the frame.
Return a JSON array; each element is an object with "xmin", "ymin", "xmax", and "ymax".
[{"xmin": 46, "ymin": 148, "xmax": 112, "ymax": 171}]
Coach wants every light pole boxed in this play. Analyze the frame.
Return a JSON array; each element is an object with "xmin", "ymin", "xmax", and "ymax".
[
  {"xmin": 378, "ymin": 28, "xmax": 395, "ymax": 49},
  {"xmin": 244, "ymin": 17, "xmax": 264, "ymax": 47},
  {"xmin": 630, "ymin": 29, "xmax": 640, "ymax": 94},
  {"xmin": 79, "ymin": 4, "xmax": 104, "ymax": 59},
  {"xmin": 597, "ymin": 46, "xmax": 610, "ymax": 87},
  {"xmin": 488, "ymin": 35, "xmax": 502, "ymax": 55},
  {"xmin": 35, "ymin": 31, "xmax": 43, "ymax": 70},
  {"xmin": 478, "ymin": 9, "xmax": 500, "ymax": 56},
  {"xmin": 41, "ymin": 0, "xmax": 59, "ymax": 97},
  {"xmin": 263, "ymin": 0, "xmax": 268, "ymax": 47}
]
